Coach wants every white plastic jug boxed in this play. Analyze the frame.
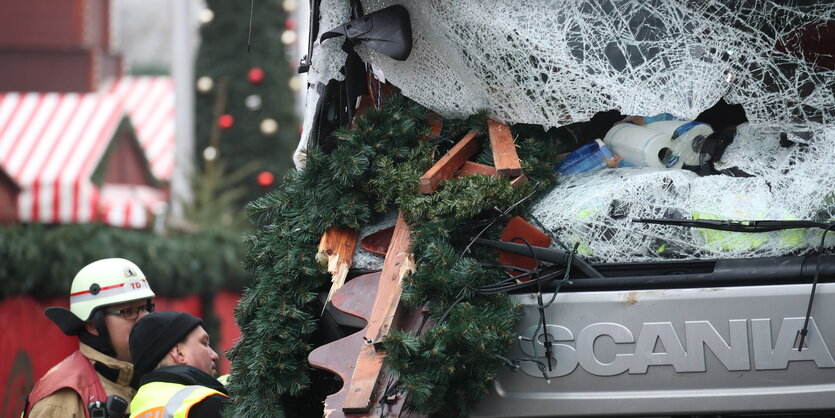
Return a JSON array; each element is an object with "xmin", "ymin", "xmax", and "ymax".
[
  {"xmin": 604, "ymin": 123, "xmax": 681, "ymax": 168},
  {"xmin": 603, "ymin": 120, "xmax": 713, "ymax": 168}
]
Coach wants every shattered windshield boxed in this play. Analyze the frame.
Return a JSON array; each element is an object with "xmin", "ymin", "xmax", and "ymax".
[{"xmin": 306, "ymin": 0, "xmax": 834, "ymax": 261}]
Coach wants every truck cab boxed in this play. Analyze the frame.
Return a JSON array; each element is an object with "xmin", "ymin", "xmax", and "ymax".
[{"xmin": 294, "ymin": 1, "xmax": 835, "ymax": 416}]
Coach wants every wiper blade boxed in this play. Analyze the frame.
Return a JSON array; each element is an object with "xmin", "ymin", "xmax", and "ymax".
[
  {"xmin": 472, "ymin": 238, "xmax": 604, "ymax": 278},
  {"xmin": 633, "ymin": 218, "xmax": 834, "ymax": 233},
  {"xmin": 635, "ymin": 218, "xmax": 835, "ymax": 354}
]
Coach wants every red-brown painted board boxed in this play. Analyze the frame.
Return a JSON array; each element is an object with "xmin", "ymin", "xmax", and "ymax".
[
  {"xmin": 418, "ymin": 129, "xmax": 481, "ymax": 194},
  {"xmin": 487, "ymin": 119, "xmax": 522, "ymax": 177},
  {"xmin": 457, "ymin": 161, "xmax": 497, "ymax": 177},
  {"xmin": 510, "ymin": 173, "xmax": 528, "ymax": 188}
]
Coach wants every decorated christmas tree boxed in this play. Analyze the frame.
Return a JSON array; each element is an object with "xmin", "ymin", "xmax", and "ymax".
[{"xmin": 194, "ymin": 0, "xmax": 299, "ymax": 205}]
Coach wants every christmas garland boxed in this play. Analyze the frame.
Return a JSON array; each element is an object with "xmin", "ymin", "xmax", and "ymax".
[
  {"xmin": 0, "ymin": 224, "xmax": 248, "ymax": 298},
  {"xmin": 227, "ymin": 93, "xmax": 563, "ymax": 416}
]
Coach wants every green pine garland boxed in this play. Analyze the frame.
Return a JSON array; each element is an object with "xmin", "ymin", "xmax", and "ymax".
[
  {"xmin": 227, "ymin": 93, "xmax": 563, "ymax": 416},
  {"xmin": 0, "ymin": 224, "xmax": 248, "ymax": 298}
]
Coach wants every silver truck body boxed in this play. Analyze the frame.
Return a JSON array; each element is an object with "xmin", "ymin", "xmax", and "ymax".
[{"xmin": 473, "ymin": 282, "xmax": 835, "ymax": 416}]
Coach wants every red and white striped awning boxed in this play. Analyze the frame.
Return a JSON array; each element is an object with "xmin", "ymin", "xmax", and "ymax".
[
  {"xmin": 105, "ymin": 77, "xmax": 175, "ymax": 182},
  {"xmin": 0, "ymin": 92, "xmax": 124, "ymax": 224},
  {"xmin": 0, "ymin": 76, "xmax": 176, "ymax": 228},
  {"xmin": 100, "ymin": 184, "xmax": 167, "ymax": 229}
]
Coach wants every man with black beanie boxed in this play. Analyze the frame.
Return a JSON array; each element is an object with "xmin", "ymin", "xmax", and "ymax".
[
  {"xmin": 128, "ymin": 311, "xmax": 229, "ymax": 418},
  {"xmin": 24, "ymin": 258, "xmax": 156, "ymax": 418}
]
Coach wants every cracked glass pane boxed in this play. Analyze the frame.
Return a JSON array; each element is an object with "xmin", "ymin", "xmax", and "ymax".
[{"xmin": 308, "ymin": 0, "xmax": 834, "ymax": 260}]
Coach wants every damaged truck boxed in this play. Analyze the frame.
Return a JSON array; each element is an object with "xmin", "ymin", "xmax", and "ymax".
[{"xmin": 226, "ymin": 1, "xmax": 835, "ymax": 417}]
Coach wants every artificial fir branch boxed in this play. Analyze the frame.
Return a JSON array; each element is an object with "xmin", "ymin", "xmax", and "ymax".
[{"xmin": 229, "ymin": 91, "xmax": 566, "ymax": 417}]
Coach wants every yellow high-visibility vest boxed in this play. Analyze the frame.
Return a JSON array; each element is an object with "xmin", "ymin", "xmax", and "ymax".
[{"xmin": 129, "ymin": 381, "xmax": 227, "ymax": 418}]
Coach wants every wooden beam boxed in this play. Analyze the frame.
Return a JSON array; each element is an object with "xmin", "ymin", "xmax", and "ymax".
[
  {"xmin": 487, "ymin": 119, "xmax": 522, "ymax": 177},
  {"xmin": 343, "ymin": 212, "xmax": 414, "ymax": 412},
  {"xmin": 510, "ymin": 173, "xmax": 528, "ymax": 188},
  {"xmin": 457, "ymin": 161, "xmax": 497, "ymax": 177},
  {"xmin": 317, "ymin": 227, "xmax": 360, "ymax": 310},
  {"xmin": 418, "ymin": 129, "xmax": 481, "ymax": 194}
]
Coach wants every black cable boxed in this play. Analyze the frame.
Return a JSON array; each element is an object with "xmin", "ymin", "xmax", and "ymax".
[
  {"xmin": 477, "ymin": 261, "xmax": 537, "ymax": 275},
  {"xmin": 415, "ymin": 309, "xmax": 430, "ymax": 337},
  {"xmin": 495, "ymin": 354, "xmax": 551, "ymax": 383},
  {"xmin": 378, "ymin": 377, "xmax": 401, "ymax": 418},
  {"xmin": 542, "ymin": 243, "xmax": 578, "ymax": 309},
  {"xmin": 475, "ymin": 268, "xmax": 566, "ymax": 294},
  {"xmin": 477, "ymin": 268, "xmax": 539, "ymax": 289},
  {"xmin": 471, "ymin": 238, "xmax": 603, "ymax": 278},
  {"xmin": 529, "ymin": 214, "xmax": 571, "ymax": 252},
  {"xmin": 509, "ymin": 236, "xmax": 553, "ymax": 372},
  {"xmin": 797, "ymin": 224, "xmax": 835, "ymax": 352},
  {"xmin": 421, "ymin": 187, "xmax": 542, "ymax": 333},
  {"xmin": 435, "ymin": 291, "xmax": 466, "ymax": 329},
  {"xmin": 460, "ymin": 186, "xmax": 541, "ymax": 257}
]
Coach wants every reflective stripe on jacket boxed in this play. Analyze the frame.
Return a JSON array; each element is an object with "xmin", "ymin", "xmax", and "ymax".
[{"xmin": 129, "ymin": 381, "xmax": 226, "ymax": 418}]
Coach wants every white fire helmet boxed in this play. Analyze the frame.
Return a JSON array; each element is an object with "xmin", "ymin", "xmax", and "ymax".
[
  {"xmin": 69, "ymin": 258, "xmax": 156, "ymax": 321},
  {"xmin": 46, "ymin": 258, "xmax": 156, "ymax": 335}
]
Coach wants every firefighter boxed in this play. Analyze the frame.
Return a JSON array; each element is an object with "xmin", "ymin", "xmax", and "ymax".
[
  {"xmin": 24, "ymin": 258, "xmax": 156, "ymax": 418},
  {"xmin": 128, "ymin": 311, "xmax": 229, "ymax": 418}
]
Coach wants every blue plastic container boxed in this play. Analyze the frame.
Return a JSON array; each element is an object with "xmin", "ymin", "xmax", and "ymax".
[{"xmin": 556, "ymin": 139, "xmax": 619, "ymax": 175}]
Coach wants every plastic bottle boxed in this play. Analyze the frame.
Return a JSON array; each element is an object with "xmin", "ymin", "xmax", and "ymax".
[{"xmin": 556, "ymin": 139, "xmax": 617, "ymax": 175}]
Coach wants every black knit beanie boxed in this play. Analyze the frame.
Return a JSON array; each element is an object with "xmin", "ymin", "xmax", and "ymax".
[{"xmin": 129, "ymin": 311, "xmax": 203, "ymax": 379}]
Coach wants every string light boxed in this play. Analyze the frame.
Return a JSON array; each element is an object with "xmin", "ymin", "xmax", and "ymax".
[
  {"xmin": 260, "ymin": 118, "xmax": 279, "ymax": 136},
  {"xmin": 203, "ymin": 146, "xmax": 218, "ymax": 161},
  {"xmin": 196, "ymin": 76, "xmax": 214, "ymax": 93}
]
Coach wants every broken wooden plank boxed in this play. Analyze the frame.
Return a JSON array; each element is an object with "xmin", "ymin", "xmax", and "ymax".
[
  {"xmin": 418, "ymin": 129, "xmax": 481, "ymax": 194},
  {"xmin": 343, "ymin": 212, "xmax": 414, "ymax": 412},
  {"xmin": 510, "ymin": 173, "xmax": 528, "ymax": 188},
  {"xmin": 457, "ymin": 161, "xmax": 497, "ymax": 177},
  {"xmin": 317, "ymin": 227, "xmax": 360, "ymax": 310},
  {"xmin": 342, "ymin": 344, "xmax": 386, "ymax": 413},
  {"xmin": 309, "ymin": 271, "xmax": 427, "ymax": 417},
  {"xmin": 487, "ymin": 119, "xmax": 522, "ymax": 177}
]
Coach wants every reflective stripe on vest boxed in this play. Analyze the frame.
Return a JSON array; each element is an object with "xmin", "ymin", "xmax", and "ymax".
[{"xmin": 130, "ymin": 381, "xmax": 226, "ymax": 418}]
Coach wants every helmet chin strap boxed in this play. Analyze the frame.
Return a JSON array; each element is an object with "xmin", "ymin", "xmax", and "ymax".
[{"xmin": 78, "ymin": 309, "xmax": 117, "ymax": 358}]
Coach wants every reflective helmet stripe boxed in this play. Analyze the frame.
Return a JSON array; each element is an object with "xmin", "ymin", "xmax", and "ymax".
[
  {"xmin": 70, "ymin": 282, "xmax": 125, "ymax": 297},
  {"xmin": 68, "ymin": 258, "xmax": 156, "ymax": 322},
  {"xmin": 69, "ymin": 278, "xmax": 150, "ymax": 304}
]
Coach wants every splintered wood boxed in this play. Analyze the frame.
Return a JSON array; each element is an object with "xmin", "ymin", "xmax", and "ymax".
[
  {"xmin": 317, "ymin": 227, "xmax": 360, "ymax": 310},
  {"xmin": 343, "ymin": 213, "xmax": 414, "ymax": 412}
]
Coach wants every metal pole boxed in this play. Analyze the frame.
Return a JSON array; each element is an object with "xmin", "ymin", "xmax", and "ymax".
[{"xmin": 170, "ymin": 0, "xmax": 195, "ymax": 222}]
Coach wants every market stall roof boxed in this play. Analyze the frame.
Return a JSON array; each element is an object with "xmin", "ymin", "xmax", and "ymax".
[
  {"xmin": 105, "ymin": 77, "xmax": 176, "ymax": 182},
  {"xmin": 100, "ymin": 184, "xmax": 166, "ymax": 230},
  {"xmin": 0, "ymin": 76, "xmax": 174, "ymax": 228}
]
